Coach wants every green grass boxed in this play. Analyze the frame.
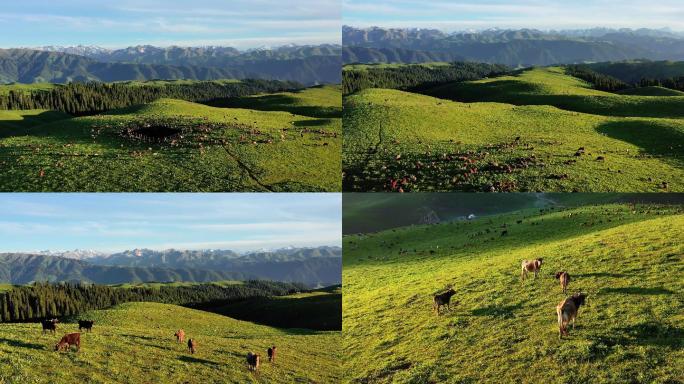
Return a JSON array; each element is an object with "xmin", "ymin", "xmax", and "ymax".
[
  {"xmin": 342, "ymin": 202, "xmax": 684, "ymax": 383},
  {"xmin": 0, "ymin": 302, "xmax": 341, "ymax": 383},
  {"xmin": 616, "ymin": 86, "xmax": 684, "ymax": 96},
  {"xmin": 206, "ymin": 84, "xmax": 342, "ymax": 118},
  {"xmin": 0, "ymin": 95, "xmax": 341, "ymax": 192},
  {"xmin": 343, "ymin": 67, "xmax": 684, "ymax": 192}
]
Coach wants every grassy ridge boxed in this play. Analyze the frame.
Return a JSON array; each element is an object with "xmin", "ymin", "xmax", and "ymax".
[
  {"xmin": 342, "ymin": 203, "xmax": 684, "ymax": 383},
  {"xmin": 0, "ymin": 86, "xmax": 341, "ymax": 191},
  {"xmin": 0, "ymin": 302, "xmax": 341, "ymax": 383},
  {"xmin": 343, "ymin": 68, "xmax": 684, "ymax": 192},
  {"xmin": 206, "ymin": 85, "xmax": 342, "ymax": 118}
]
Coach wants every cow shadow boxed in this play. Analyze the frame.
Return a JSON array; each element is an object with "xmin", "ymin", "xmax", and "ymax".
[
  {"xmin": 471, "ymin": 304, "xmax": 522, "ymax": 319},
  {"xmin": 178, "ymin": 355, "xmax": 221, "ymax": 366},
  {"xmin": 600, "ymin": 287, "xmax": 674, "ymax": 295},
  {"xmin": 0, "ymin": 337, "xmax": 46, "ymax": 350}
]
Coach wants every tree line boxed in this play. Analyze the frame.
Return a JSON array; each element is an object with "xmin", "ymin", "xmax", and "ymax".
[
  {"xmin": 565, "ymin": 65, "xmax": 629, "ymax": 92},
  {"xmin": 637, "ymin": 76, "xmax": 684, "ymax": 91},
  {"xmin": 0, "ymin": 280, "xmax": 307, "ymax": 322},
  {"xmin": 343, "ymin": 62, "xmax": 510, "ymax": 94},
  {"xmin": 0, "ymin": 79, "xmax": 302, "ymax": 115}
]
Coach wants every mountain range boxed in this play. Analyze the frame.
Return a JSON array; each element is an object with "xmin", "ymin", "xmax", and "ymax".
[
  {"xmin": 0, "ymin": 44, "xmax": 341, "ymax": 85},
  {"xmin": 343, "ymin": 26, "xmax": 684, "ymax": 66},
  {"xmin": 0, "ymin": 246, "xmax": 341, "ymax": 287}
]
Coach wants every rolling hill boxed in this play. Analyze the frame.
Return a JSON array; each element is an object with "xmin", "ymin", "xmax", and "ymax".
[
  {"xmin": 342, "ymin": 200, "xmax": 684, "ymax": 383},
  {"xmin": 0, "ymin": 84, "xmax": 341, "ymax": 192},
  {"xmin": 343, "ymin": 66, "xmax": 684, "ymax": 192},
  {"xmin": 0, "ymin": 302, "xmax": 341, "ymax": 383}
]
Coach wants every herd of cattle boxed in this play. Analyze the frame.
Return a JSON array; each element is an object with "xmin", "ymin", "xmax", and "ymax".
[
  {"xmin": 434, "ymin": 258, "xmax": 587, "ymax": 339},
  {"xmin": 40, "ymin": 318, "xmax": 278, "ymax": 372}
]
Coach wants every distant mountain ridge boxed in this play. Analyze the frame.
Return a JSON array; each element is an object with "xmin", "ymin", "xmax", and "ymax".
[
  {"xmin": 0, "ymin": 44, "xmax": 342, "ymax": 85},
  {"xmin": 3, "ymin": 246, "xmax": 341, "ymax": 287},
  {"xmin": 343, "ymin": 26, "xmax": 684, "ymax": 66}
]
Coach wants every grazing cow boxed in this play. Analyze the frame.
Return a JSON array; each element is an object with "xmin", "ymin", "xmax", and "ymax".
[
  {"xmin": 521, "ymin": 258, "xmax": 543, "ymax": 281},
  {"xmin": 175, "ymin": 329, "xmax": 185, "ymax": 343},
  {"xmin": 555, "ymin": 272, "xmax": 571, "ymax": 294},
  {"xmin": 187, "ymin": 338, "xmax": 197, "ymax": 354},
  {"xmin": 267, "ymin": 346, "xmax": 277, "ymax": 362},
  {"xmin": 55, "ymin": 333, "xmax": 80, "ymax": 352},
  {"xmin": 433, "ymin": 288, "xmax": 458, "ymax": 315},
  {"xmin": 556, "ymin": 293, "xmax": 587, "ymax": 339},
  {"xmin": 247, "ymin": 352, "xmax": 261, "ymax": 371},
  {"xmin": 78, "ymin": 320, "xmax": 94, "ymax": 332},
  {"xmin": 41, "ymin": 318, "xmax": 58, "ymax": 334}
]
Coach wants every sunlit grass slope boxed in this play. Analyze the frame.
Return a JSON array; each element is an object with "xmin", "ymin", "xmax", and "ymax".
[
  {"xmin": 343, "ymin": 203, "xmax": 684, "ymax": 383},
  {"xmin": 343, "ymin": 86, "xmax": 684, "ymax": 192},
  {"xmin": 0, "ymin": 302, "xmax": 341, "ymax": 383},
  {"xmin": 0, "ymin": 97, "xmax": 340, "ymax": 191}
]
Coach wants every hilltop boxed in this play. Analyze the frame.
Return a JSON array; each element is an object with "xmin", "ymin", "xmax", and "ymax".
[
  {"xmin": 0, "ymin": 84, "xmax": 341, "ymax": 192},
  {"xmin": 343, "ymin": 66, "xmax": 684, "ymax": 192},
  {"xmin": 342, "ymin": 202, "xmax": 684, "ymax": 383}
]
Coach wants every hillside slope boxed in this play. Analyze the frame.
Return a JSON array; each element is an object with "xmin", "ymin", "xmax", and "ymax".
[
  {"xmin": 343, "ymin": 68, "xmax": 684, "ymax": 192},
  {"xmin": 0, "ymin": 302, "xmax": 341, "ymax": 383},
  {"xmin": 343, "ymin": 203, "xmax": 684, "ymax": 383},
  {"xmin": 0, "ymin": 94, "xmax": 341, "ymax": 192}
]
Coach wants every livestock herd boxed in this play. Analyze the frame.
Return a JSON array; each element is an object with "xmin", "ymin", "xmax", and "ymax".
[
  {"xmin": 434, "ymin": 258, "xmax": 588, "ymax": 339},
  {"xmin": 40, "ymin": 319, "xmax": 279, "ymax": 372}
]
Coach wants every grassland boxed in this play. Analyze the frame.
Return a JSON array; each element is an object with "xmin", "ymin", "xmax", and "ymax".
[
  {"xmin": 0, "ymin": 84, "xmax": 341, "ymax": 191},
  {"xmin": 343, "ymin": 67, "xmax": 684, "ymax": 192},
  {"xmin": 0, "ymin": 302, "xmax": 341, "ymax": 383},
  {"xmin": 342, "ymin": 201, "xmax": 684, "ymax": 383}
]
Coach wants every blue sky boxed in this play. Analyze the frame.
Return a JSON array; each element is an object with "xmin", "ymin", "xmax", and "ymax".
[
  {"xmin": 0, "ymin": 193, "xmax": 341, "ymax": 253},
  {"xmin": 0, "ymin": 0, "xmax": 340, "ymax": 49},
  {"xmin": 343, "ymin": 0, "xmax": 684, "ymax": 31}
]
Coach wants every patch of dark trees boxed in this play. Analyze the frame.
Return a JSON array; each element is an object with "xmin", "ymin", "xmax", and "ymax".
[
  {"xmin": 566, "ymin": 65, "xmax": 684, "ymax": 93},
  {"xmin": 343, "ymin": 62, "xmax": 510, "ymax": 94},
  {"xmin": 0, "ymin": 79, "xmax": 302, "ymax": 115},
  {"xmin": 0, "ymin": 280, "xmax": 306, "ymax": 322}
]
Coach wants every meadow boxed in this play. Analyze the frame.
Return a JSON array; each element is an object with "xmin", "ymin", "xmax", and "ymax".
[
  {"xmin": 0, "ymin": 302, "xmax": 341, "ymax": 383},
  {"xmin": 0, "ymin": 83, "xmax": 341, "ymax": 192},
  {"xmin": 343, "ymin": 67, "xmax": 684, "ymax": 192},
  {"xmin": 342, "ymin": 201, "xmax": 683, "ymax": 383}
]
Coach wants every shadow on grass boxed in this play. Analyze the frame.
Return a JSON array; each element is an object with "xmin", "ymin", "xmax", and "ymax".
[
  {"xmin": 0, "ymin": 110, "xmax": 71, "ymax": 138},
  {"xmin": 206, "ymin": 94, "xmax": 341, "ymax": 118},
  {"xmin": 178, "ymin": 355, "xmax": 221, "ymax": 366},
  {"xmin": 600, "ymin": 287, "xmax": 674, "ymax": 295},
  {"xmin": 471, "ymin": 303, "xmax": 521, "ymax": 319},
  {"xmin": 593, "ymin": 323, "xmax": 683, "ymax": 349},
  {"xmin": 0, "ymin": 337, "xmax": 45, "ymax": 350},
  {"xmin": 574, "ymin": 272, "xmax": 625, "ymax": 278},
  {"xmin": 597, "ymin": 120, "xmax": 684, "ymax": 167},
  {"xmin": 293, "ymin": 119, "xmax": 333, "ymax": 127}
]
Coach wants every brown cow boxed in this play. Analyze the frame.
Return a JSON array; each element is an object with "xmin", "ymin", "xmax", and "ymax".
[
  {"xmin": 175, "ymin": 329, "xmax": 185, "ymax": 343},
  {"xmin": 247, "ymin": 352, "xmax": 260, "ymax": 371},
  {"xmin": 556, "ymin": 293, "xmax": 587, "ymax": 339},
  {"xmin": 521, "ymin": 258, "xmax": 543, "ymax": 281},
  {"xmin": 554, "ymin": 271, "xmax": 571, "ymax": 294},
  {"xmin": 55, "ymin": 333, "xmax": 80, "ymax": 352},
  {"xmin": 267, "ymin": 346, "xmax": 276, "ymax": 362},
  {"xmin": 433, "ymin": 288, "xmax": 458, "ymax": 315},
  {"xmin": 187, "ymin": 338, "xmax": 197, "ymax": 354}
]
